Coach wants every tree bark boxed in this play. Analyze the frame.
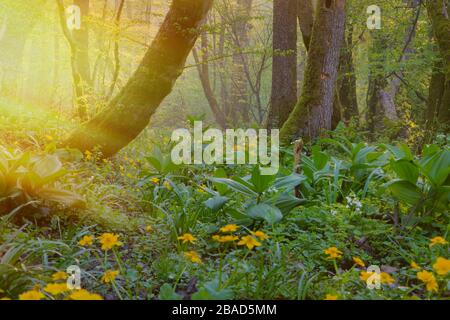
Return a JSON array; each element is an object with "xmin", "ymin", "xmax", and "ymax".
[
  {"xmin": 333, "ymin": 22, "xmax": 358, "ymax": 128},
  {"xmin": 64, "ymin": 0, "xmax": 213, "ymax": 157},
  {"xmin": 426, "ymin": 0, "xmax": 450, "ymax": 129},
  {"xmin": 280, "ymin": 0, "xmax": 346, "ymax": 144},
  {"xmin": 230, "ymin": 0, "xmax": 252, "ymax": 124},
  {"xmin": 266, "ymin": 0, "xmax": 298, "ymax": 129},
  {"xmin": 297, "ymin": 0, "xmax": 315, "ymax": 50}
]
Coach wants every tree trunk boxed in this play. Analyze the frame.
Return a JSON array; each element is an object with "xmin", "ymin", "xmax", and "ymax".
[
  {"xmin": 266, "ymin": 0, "xmax": 298, "ymax": 129},
  {"xmin": 73, "ymin": 0, "xmax": 92, "ymax": 87},
  {"xmin": 426, "ymin": 0, "xmax": 450, "ymax": 129},
  {"xmin": 64, "ymin": 0, "xmax": 213, "ymax": 157},
  {"xmin": 230, "ymin": 0, "xmax": 252, "ymax": 124},
  {"xmin": 297, "ymin": 0, "xmax": 315, "ymax": 50},
  {"xmin": 333, "ymin": 22, "xmax": 358, "ymax": 128},
  {"xmin": 280, "ymin": 0, "xmax": 346, "ymax": 144}
]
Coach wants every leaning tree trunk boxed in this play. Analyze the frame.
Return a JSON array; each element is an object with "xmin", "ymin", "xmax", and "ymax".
[
  {"xmin": 426, "ymin": 0, "xmax": 450, "ymax": 129},
  {"xmin": 64, "ymin": 0, "xmax": 213, "ymax": 157},
  {"xmin": 266, "ymin": 0, "xmax": 298, "ymax": 129},
  {"xmin": 280, "ymin": 0, "xmax": 346, "ymax": 144}
]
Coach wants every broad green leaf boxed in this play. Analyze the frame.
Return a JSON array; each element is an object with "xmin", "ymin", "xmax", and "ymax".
[
  {"xmin": 204, "ymin": 195, "xmax": 229, "ymax": 212},
  {"xmin": 158, "ymin": 284, "xmax": 182, "ymax": 300},
  {"xmin": 273, "ymin": 174, "xmax": 306, "ymax": 191},
  {"xmin": 32, "ymin": 155, "xmax": 62, "ymax": 178},
  {"xmin": 209, "ymin": 177, "xmax": 257, "ymax": 197},
  {"xmin": 390, "ymin": 160, "xmax": 419, "ymax": 184},
  {"xmin": 418, "ymin": 149, "xmax": 450, "ymax": 187},
  {"xmin": 385, "ymin": 180, "xmax": 422, "ymax": 206},
  {"xmin": 246, "ymin": 203, "xmax": 283, "ymax": 225},
  {"xmin": 250, "ymin": 166, "xmax": 275, "ymax": 193}
]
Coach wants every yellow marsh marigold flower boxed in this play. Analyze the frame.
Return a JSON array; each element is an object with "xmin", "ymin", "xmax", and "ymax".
[
  {"xmin": 44, "ymin": 283, "xmax": 69, "ymax": 296},
  {"xmin": 252, "ymin": 231, "xmax": 269, "ymax": 241},
  {"xmin": 380, "ymin": 272, "xmax": 395, "ymax": 285},
  {"xmin": 19, "ymin": 290, "xmax": 45, "ymax": 300},
  {"xmin": 98, "ymin": 233, "xmax": 122, "ymax": 251},
  {"xmin": 84, "ymin": 150, "xmax": 92, "ymax": 160},
  {"xmin": 410, "ymin": 261, "xmax": 421, "ymax": 271},
  {"xmin": 324, "ymin": 247, "xmax": 343, "ymax": 260},
  {"xmin": 178, "ymin": 233, "xmax": 197, "ymax": 244},
  {"xmin": 163, "ymin": 181, "xmax": 172, "ymax": 190},
  {"xmin": 151, "ymin": 177, "xmax": 160, "ymax": 184},
  {"xmin": 215, "ymin": 235, "xmax": 239, "ymax": 243},
  {"xmin": 184, "ymin": 251, "xmax": 202, "ymax": 264},
  {"xmin": 145, "ymin": 225, "xmax": 153, "ymax": 232},
  {"xmin": 69, "ymin": 289, "xmax": 103, "ymax": 300},
  {"xmin": 78, "ymin": 235, "xmax": 94, "ymax": 247},
  {"xmin": 101, "ymin": 270, "xmax": 120, "ymax": 283},
  {"xmin": 52, "ymin": 271, "xmax": 68, "ymax": 281},
  {"xmin": 429, "ymin": 236, "xmax": 448, "ymax": 247},
  {"xmin": 324, "ymin": 294, "xmax": 338, "ymax": 300},
  {"xmin": 417, "ymin": 270, "xmax": 438, "ymax": 292},
  {"xmin": 352, "ymin": 257, "xmax": 365, "ymax": 267},
  {"xmin": 212, "ymin": 235, "xmax": 221, "ymax": 242},
  {"xmin": 359, "ymin": 271, "xmax": 373, "ymax": 282},
  {"xmin": 238, "ymin": 235, "xmax": 261, "ymax": 250},
  {"xmin": 433, "ymin": 257, "xmax": 450, "ymax": 276},
  {"xmin": 220, "ymin": 224, "xmax": 239, "ymax": 233}
]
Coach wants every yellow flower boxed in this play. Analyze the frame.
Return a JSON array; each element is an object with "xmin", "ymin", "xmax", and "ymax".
[
  {"xmin": 52, "ymin": 271, "xmax": 68, "ymax": 281},
  {"xmin": 98, "ymin": 233, "xmax": 122, "ymax": 251},
  {"xmin": 163, "ymin": 181, "xmax": 172, "ymax": 190},
  {"xmin": 324, "ymin": 247, "xmax": 343, "ymax": 260},
  {"xmin": 45, "ymin": 135, "xmax": 54, "ymax": 141},
  {"xmin": 213, "ymin": 235, "xmax": 239, "ymax": 243},
  {"xmin": 380, "ymin": 272, "xmax": 395, "ymax": 285},
  {"xmin": 432, "ymin": 257, "xmax": 450, "ymax": 276},
  {"xmin": 197, "ymin": 185, "xmax": 207, "ymax": 193},
  {"xmin": 0, "ymin": 297, "xmax": 11, "ymax": 300},
  {"xmin": 19, "ymin": 290, "xmax": 45, "ymax": 300},
  {"xmin": 151, "ymin": 177, "xmax": 160, "ymax": 184},
  {"xmin": 84, "ymin": 150, "xmax": 92, "ymax": 160},
  {"xmin": 410, "ymin": 261, "xmax": 421, "ymax": 270},
  {"xmin": 145, "ymin": 225, "xmax": 153, "ymax": 232},
  {"xmin": 252, "ymin": 231, "xmax": 269, "ymax": 241},
  {"xmin": 44, "ymin": 283, "xmax": 69, "ymax": 296},
  {"xmin": 184, "ymin": 251, "xmax": 202, "ymax": 264},
  {"xmin": 101, "ymin": 270, "xmax": 120, "ymax": 283},
  {"xmin": 324, "ymin": 294, "xmax": 338, "ymax": 300},
  {"xmin": 237, "ymin": 235, "xmax": 261, "ymax": 250},
  {"xmin": 69, "ymin": 289, "xmax": 103, "ymax": 300},
  {"xmin": 78, "ymin": 235, "xmax": 94, "ymax": 247},
  {"xmin": 220, "ymin": 224, "xmax": 239, "ymax": 233},
  {"xmin": 352, "ymin": 257, "xmax": 365, "ymax": 267},
  {"xmin": 178, "ymin": 233, "xmax": 197, "ymax": 244},
  {"xmin": 429, "ymin": 236, "xmax": 448, "ymax": 247},
  {"xmin": 359, "ymin": 271, "xmax": 373, "ymax": 282},
  {"xmin": 417, "ymin": 270, "xmax": 438, "ymax": 292}
]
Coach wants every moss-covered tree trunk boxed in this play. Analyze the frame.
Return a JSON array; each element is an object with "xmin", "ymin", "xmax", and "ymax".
[
  {"xmin": 280, "ymin": 0, "xmax": 346, "ymax": 144},
  {"xmin": 297, "ymin": 0, "xmax": 315, "ymax": 51},
  {"xmin": 266, "ymin": 0, "xmax": 298, "ymax": 129},
  {"xmin": 427, "ymin": 0, "xmax": 450, "ymax": 129},
  {"xmin": 64, "ymin": 0, "xmax": 213, "ymax": 157}
]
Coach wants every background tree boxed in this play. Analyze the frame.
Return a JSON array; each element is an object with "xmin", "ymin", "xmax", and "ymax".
[
  {"xmin": 64, "ymin": 0, "xmax": 213, "ymax": 157},
  {"xmin": 280, "ymin": 0, "xmax": 346, "ymax": 144}
]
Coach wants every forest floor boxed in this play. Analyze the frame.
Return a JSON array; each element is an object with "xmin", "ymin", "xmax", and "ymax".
[{"xmin": 0, "ymin": 100, "xmax": 449, "ymax": 300}]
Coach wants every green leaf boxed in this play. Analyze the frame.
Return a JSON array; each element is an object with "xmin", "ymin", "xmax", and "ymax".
[
  {"xmin": 204, "ymin": 196, "xmax": 229, "ymax": 212},
  {"xmin": 191, "ymin": 279, "xmax": 233, "ymax": 300},
  {"xmin": 312, "ymin": 146, "xmax": 329, "ymax": 170},
  {"xmin": 158, "ymin": 283, "xmax": 182, "ymax": 300},
  {"xmin": 246, "ymin": 203, "xmax": 283, "ymax": 225},
  {"xmin": 38, "ymin": 188, "xmax": 85, "ymax": 208},
  {"xmin": 32, "ymin": 155, "xmax": 62, "ymax": 178},
  {"xmin": 250, "ymin": 166, "xmax": 275, "ymax": 193},
  {"xmin": 271, "ymin": 194, "xmax": 305, "ymax": 215},
  {"xmin": 418, "ymin": 149, "xmax": 450, "ymax": 187},
  {"xmin": 390, "ymin": 160, "xmax": 419, "ymax": 184},
  {"xmin": 385, "ymin": 180, "xmax": 422, "ymax": 206},
  {"xmin": 273, "ymin": 174, "xmax": 306, "ymax": 191},
  {"xmin": 209, "ymin": 177, "xmax": 257, "ymax": 197}
]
